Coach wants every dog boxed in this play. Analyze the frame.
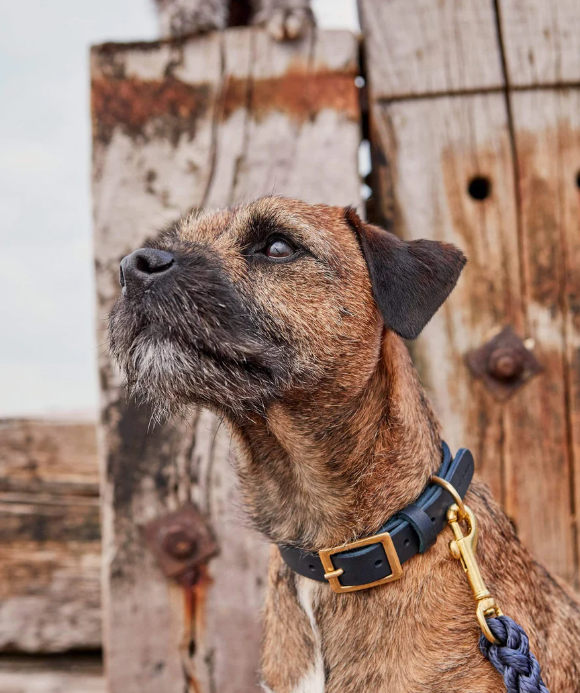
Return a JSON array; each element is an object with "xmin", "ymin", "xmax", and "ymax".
[
  {"xmin": 109, "ymin": 197, "xmax": 580, "ymax": 692},
  {"xmin": 153, "ymin": 0, "xmax": 314, "ymax": 41}
]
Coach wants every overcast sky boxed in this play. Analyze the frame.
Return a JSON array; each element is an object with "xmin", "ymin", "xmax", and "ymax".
[{"xmin": 0, "ymin": 0, "xmax": 358, "ymax": 418}]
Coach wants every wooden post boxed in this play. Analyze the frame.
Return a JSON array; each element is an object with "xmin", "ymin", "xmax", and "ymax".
[
  {"xmin": 360, "ymin": 0, "xmax": 580, "ymax": 587},
  {"xmin": 92, "ymin": 28, "xmax": 361, "ymax": 693},
  {"xmin": 0, "ymin": 419, "xmax": 101, "ymax": 653}
]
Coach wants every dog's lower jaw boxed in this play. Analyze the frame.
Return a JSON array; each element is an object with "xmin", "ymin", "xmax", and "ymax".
[{"xmin": 113, "ymin": 327, "xmax": 294, "ymax": 419}]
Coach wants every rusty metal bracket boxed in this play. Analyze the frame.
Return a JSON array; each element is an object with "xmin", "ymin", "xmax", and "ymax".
[
  {"xmin": 465, "ymin": 326, "xmax": 543, "ymax": 401},
  {"xmin": 143, "ymin": 503, "xmax": 219, "ymax": 582}
]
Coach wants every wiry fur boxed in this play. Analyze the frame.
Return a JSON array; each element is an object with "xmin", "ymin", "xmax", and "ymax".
[
  {"xmin": 109, "ymin": 197, "xmax": 580, "ymax": 691},
  {"xmin": 153, "ymin": 0, "xmax": 314, "ymax": 40}
]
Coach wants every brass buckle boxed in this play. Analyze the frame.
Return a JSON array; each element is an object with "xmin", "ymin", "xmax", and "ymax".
[{"xmin": 319, "ymin": 532, "xmax": 403, "ymax": 594}]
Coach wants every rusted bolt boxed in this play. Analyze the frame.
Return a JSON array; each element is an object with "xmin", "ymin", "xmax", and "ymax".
[
  {"xmin": 487, "ymin": 347, "xmax": 524, "ymax": 382},
  {"xmin": 143, "ymin": 503, "xmax": 219, "ymax": 580},
  {"xmin": 162, "ymin": 525, "xmax": 198, "ymax": 560},
  {"xmin": 465, "ymin": 326, "xmax": 543, "ymax": 402}
]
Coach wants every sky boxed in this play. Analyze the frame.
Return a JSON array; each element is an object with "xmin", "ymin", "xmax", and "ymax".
[{"xmin": 0, "ymin": 0, "xmax": 359, "ymax": 418}]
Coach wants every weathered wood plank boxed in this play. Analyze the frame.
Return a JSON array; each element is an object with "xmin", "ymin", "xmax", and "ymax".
[
  {"xmin": 499, "ymin": 0, "xmax": 580, "ymax": 87},
  {"xmin": 369, "ymin": 93, "xmax": 521, "ymax": 504},
  {"xmin": 357, "ymin": 0, "xmax": 504, "ymax": 99},
  {"xmin": 508, "ymin": 88, "xmax": 580, "ymax": 584},
  {"xmin": 0, "ymin": 656, "xmax": 104, "ymax": 693},
  {"xmin": 229, "ymin": 29, "xmax": 361, "ymax": 207},
  {"xmin": 92, "ymin": 27, "xmax": 361, "ymax": 693},
  {"xmin": 0, "ymin": 420, "xmax": 101, "ymax": 653},
  {"xmin": 0, "ymin": 420, "xmax": 99, "ymax": 495}
]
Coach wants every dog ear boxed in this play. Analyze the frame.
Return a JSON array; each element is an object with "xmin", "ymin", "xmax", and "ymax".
[{"xmin": 345, "ymin": 208, "xmax": 466, "ymax": 340}]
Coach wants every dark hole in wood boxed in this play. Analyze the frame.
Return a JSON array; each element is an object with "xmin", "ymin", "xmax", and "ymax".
[
  {"xmin": 576, "ymin": 171, "xmax": 580, "ymax": 189},
  {"xmin": 228, "ymin": 0, "xmax": 252, "ymax": 26},
  {"xmin": 468, "ymin": 176, "xmax": 491, "ymax": 201}
]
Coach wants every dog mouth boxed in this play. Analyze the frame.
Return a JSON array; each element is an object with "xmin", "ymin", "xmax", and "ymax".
[
  {"xmin": 109, "ymin": 288, "xmax": 292, "ymax": 417},
  {"xmin": 108, "ymin": 242, "xmax": 301, "ymax": 416}
]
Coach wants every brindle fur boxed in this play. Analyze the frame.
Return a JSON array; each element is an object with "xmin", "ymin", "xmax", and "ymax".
[{"xmin": 110, "ymin": 197, "xmax": 580, "ymax": 691}]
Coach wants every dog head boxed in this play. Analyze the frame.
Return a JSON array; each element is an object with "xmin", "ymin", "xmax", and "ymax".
[{"xmin": 109, "ymin": 197, "xmax": 465, "ymax": 418}]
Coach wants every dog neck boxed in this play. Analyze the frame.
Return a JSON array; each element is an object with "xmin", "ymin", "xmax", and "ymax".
[{"xmin": 229, "ymin": 331, "xmax": 442, "ymax": 551}]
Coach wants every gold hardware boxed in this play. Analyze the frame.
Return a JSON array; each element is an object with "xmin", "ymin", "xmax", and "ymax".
[
  {"xmin": 323, "ymin": 567, "xmax": 344, "ymax": 580},
  {"xmin": 431, "ymin": 475, "xmax": 467, "ymax": 519},
  {"xmin": 319, "ymin": 532, "xmax": 403, "ymax": 594},
  {"xmin": 446, "ymin": 502, "xmax": 503, "ymax": 643}
]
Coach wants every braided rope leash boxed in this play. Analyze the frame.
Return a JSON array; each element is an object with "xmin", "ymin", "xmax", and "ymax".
[
  {"xmin": 480, "ymin": 616, "xmax": 549, "ymax": 693},
  {"xmin": 430, "ymin": 478, "xmax": 550, "ymax": 693}
]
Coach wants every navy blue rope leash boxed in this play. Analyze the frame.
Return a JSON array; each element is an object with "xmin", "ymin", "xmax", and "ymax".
[{"xmin": 480, "ymin": 616, "xmax": 549, "ymax": 693}]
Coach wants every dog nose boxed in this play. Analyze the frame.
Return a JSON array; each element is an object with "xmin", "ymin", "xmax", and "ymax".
[{"xmin": 119, "ymin": 248, "xmax": 175, "ymax": 292}]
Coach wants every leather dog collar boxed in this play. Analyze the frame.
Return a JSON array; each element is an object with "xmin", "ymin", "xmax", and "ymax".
[{"xmin": 279, "ymin": 443, "xmax": 474, "ymax": 593}]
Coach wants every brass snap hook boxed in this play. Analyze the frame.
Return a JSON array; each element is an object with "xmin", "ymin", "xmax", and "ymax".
[
  {"xmin": 431, "ymin": 476, "xmax": 502, "ymax": 644},
  {"xmin": 447, "ymin": 503, "xmax": 503, "ymax": 644}
]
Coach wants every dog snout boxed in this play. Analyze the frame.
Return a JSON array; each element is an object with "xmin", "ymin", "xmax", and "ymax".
[{"xmin": 119, "ymin": 248, "xmax": 175, "ymax": 293}]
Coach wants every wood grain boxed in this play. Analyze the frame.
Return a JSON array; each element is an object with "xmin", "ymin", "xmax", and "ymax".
[
  {"xmin": 0, "ymin": 420, "xmax": 99, "ymax": 496},
  {"xmin": 499, "ymin": 0, "xmax": 580, "ymax": 87},
  {"xmin": 370, "ymin": 94, "xmax": 521, "ymax": 504},
  {"xmin": 0, "ymin": 656, "xmax": 104, "ymax": 693},
  {"xmin": 508, "ymin": 88, "xmax": 580, "ymax": 584},
  {"xmin": 357, "ymin": 0, "xmax": 504, "ymax": 99},
  {"xmin": 92, "ymin": 27, "xmax": 361, "ymax": 693},
  {"xmin": 0, "ymin": 420, "xmax": 101, "ymax": 653}
]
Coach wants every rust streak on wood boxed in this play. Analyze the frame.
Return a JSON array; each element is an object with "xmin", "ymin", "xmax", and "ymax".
[
  {"xmin": 248, "ymin": 70, "xmax": 358, "ymax": 122},
  {"xmin": 92, "ymin": 78, "xmax": 213, "ymax": 145},
  {"xmin": 91, "ymin": 69, "xmax": 358, "ymax": 148}
]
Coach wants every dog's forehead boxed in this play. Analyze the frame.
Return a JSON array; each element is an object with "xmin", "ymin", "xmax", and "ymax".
[{"xmin": 175, "ymin": 197, "xmax": 361, "ymax": 262}]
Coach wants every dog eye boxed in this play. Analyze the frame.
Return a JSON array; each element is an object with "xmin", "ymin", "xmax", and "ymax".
[{"xmin": 264, "ymin": 237, "xmax": 296, "ymax": 259}]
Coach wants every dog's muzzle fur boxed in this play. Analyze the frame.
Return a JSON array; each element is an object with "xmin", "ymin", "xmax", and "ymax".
[{"xmin": 109, "ymin": 237, "xmax": 295, "ymax": 418}]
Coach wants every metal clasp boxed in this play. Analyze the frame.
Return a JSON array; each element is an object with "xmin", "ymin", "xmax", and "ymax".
[{"xmin": 446, "ymin": 502, "xmax": 502, "ymax": 643}]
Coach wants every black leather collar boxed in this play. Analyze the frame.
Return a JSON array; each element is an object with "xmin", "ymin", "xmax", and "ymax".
[{"xmin": 279, "ymin": 443, "xmax": 474, "ymax": 592}]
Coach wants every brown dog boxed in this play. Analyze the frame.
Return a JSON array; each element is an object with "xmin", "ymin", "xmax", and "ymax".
[{"xmin": 109, "ymin": 197, "xmax": 580, "ymax": 692}]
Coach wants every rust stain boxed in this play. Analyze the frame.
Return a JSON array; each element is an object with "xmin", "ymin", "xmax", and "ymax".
[
  {"xmin": 252, "ymin": 70, "xmax": 359, "ymax": 123},
  {"xmin": 92, "ymin": 67, "xmax": 358, "ymax": 146},
  {"xmin": 91, "ymin": 77, "xmax": 213, "ymax": 146},
  {"xmin": 221, "ymin": 76, "xmax": 250, "ymax": 121},
  {"xmin": 222, "ymin": 69, "xmax": 359, "ymax": 123},
  {"xmin": 523, "ymin": 175, "xmax": 562, "ymax": 309},
  {"xmin": 180, "ymin": 565, "xmax": 213, "ymax": 693}
]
